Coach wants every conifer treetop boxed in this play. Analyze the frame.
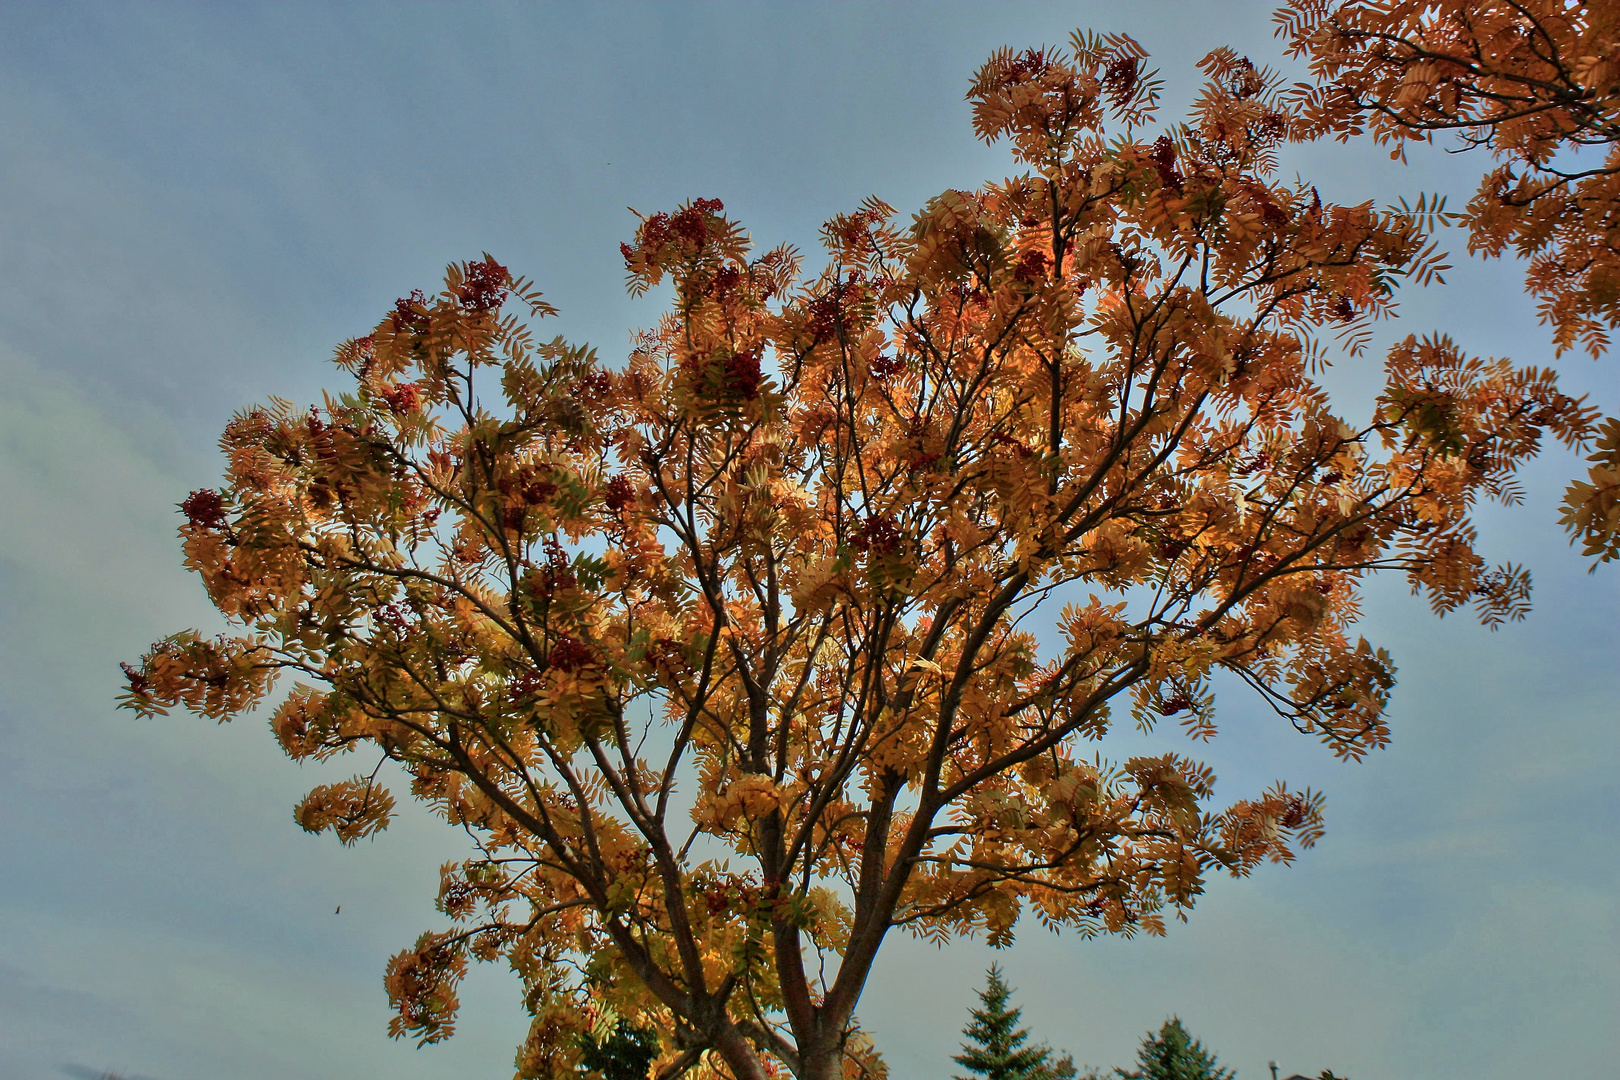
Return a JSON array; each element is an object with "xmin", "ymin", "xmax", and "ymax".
[
  {"xmin": 953, "ymin": 966, "xmax": 1077, "ymax": 1080},
  {"xmin": 1118, "ymin": 1018, "xmax": 1233, "ymax": 1080}
]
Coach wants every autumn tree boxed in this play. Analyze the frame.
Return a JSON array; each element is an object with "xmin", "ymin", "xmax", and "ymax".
[
  {"xmin": 1276, "ymin": 0, "xmax": 1620, "ymax": 561},
  {"xmin": 953, "ymin": 966, "xmax": 1076, "ymax": 1080},
  {"xmin": 122, "ymin": 31, "xmax": 1597, "ymax": 1080}
]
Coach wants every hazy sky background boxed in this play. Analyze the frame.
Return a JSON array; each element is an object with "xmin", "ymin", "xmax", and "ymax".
[{"xmin": 0, "ymin": 3, "xmax": 1613, "ymax": 1079}]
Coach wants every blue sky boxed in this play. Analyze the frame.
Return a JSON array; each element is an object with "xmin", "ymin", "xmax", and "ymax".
[{"xmin": 0, "ymin": 3, "xmax": 1613, "ymax": 1079}]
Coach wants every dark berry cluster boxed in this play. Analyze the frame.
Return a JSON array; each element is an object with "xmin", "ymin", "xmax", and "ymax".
[
  {"xmin": 181, "ymin": 488, "xmax": 228, "ymax": 530},
  {"xmin": 1151, "ymin": 135, "xmax": 1183, "ymax": 194},
  {"xmin": 456, "ymin": 257, "xmax": 509, "ymax": 312},
  {"xmin": 391, "ymin": 289, "xmax": 430, "ymax": 333}
]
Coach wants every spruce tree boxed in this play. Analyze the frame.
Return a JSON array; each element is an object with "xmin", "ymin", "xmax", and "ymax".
[
  {"xmin": 1118, "ymin": 1018, "xmax": 1233, "ymax": 1080},
  {"xmin": 952, "ymin": 965, "xmax": 1077, "ymax": 1080},
  {"xmin": 579, "ymin": 1017, "xmax": 659, "ymax": 1080}
]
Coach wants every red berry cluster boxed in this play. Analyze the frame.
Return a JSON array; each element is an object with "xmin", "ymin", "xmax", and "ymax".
[
  {"xmin": 496, "ymin": 471, "xmax": 557, "ymax": 506},
  {"xmin": 830, "ymin": 207, "xmax": 885, "ymax": 253},
  {"xmin": 603, "ymin": 475, "xmax": 636, "ymax": 512},
  {"xmin": 456, "ymin": 257, "xmax": 509, "ymax": 312},
  {"xmin": 373, "ymin": 601, "xmax": 411, "ymax": 634},
  {"xmin": 380, "ymin": 382, "xmax": 421, "ymax": 415},
  {"xmin": 181, "ymin": 488, "xmax": 228, "ymax": 530},
  {"xmin": 723, "ymin": 345, "xmax": 763, "ymax": 400},
  {"xmin": 540, "ymin": 536, "xmax": 575, "ymax": 592},
  {"xmin": 1156, "ymin": 536, "xmax": 1189, "ymax": 561},
  {"xmin": 1279, "ymin": 794, "xmax": 1309, "ymax": 829},
  {"xmin": 1012, "ymin": 248, "xmax": 1049, "ymax": 284},
  {"xmin": 627, "ymin": 198, "xmax": 725, "ymax": 264},
  {"xmin": 805, "ymin": 274, "xmax": 866, "ymax": 344},
  {"xmin": 869, "ymin": 353, "xmax": 906, "ymax": 380},
  {"xmin": 1152, "ymin": 136, "xmax": 1183, "ymax": 194},
  {"xmin": 391, "ymin": 289, "xmax": 430, "ymax": 333},
  {"xmin": 1103, "ymin": 56, "xmax": 1140, "ymax": 105},
  {"xmin": 1246, "ymin": 183, "xmax": 1291, "ymax": 228},
  {"xmin": 710, "ymin": 265, "xmax": 744, "ymax": 302},
  {"xmin": 996, "ymin": 47, "xmax": 1051, "ymax": 89},
  {"xmin": 1159, "ymin": 693, "xmax": 1194, "ymax": 716},
  {"xmin": 1235, "ymin": 451, "xmax": 1272, "ymax": 476},
  {"xmin": 119, "ymin": 661, "xmax": 151, "ymax": 696},
  {"xmin": 852, "ymin": 514, "xmax": 902, "ymax": 556},
  {"xmin": 546, "ymin": 634, "xmax": 594, "ymax": 673}
]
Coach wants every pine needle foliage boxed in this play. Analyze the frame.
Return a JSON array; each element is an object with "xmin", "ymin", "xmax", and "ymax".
[
  {"xmin": 953, "ymin": 966, "xmax": 1077, "ymax": 1080},
  {"xmin": 1118, "ymin": 1018, "xmax": 1233, "ymax": 1080},
  {"xmin": 579, "ymin": 1018, "xmax": 659, "ymax": 1080}
]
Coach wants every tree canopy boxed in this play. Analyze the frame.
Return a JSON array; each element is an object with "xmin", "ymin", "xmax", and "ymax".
[
  {"xmin": 1278, "ymin": 0, "xmax": 1620, "ymax": 561},
  {"xmin": 121, "ymin": 27, "xmax": 1598, "ymax": 1080}
]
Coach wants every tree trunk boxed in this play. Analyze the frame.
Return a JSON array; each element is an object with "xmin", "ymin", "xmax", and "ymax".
[{"xmin": 800, "ymin": 1043, "xmax": 844, "ymax": 1080}]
